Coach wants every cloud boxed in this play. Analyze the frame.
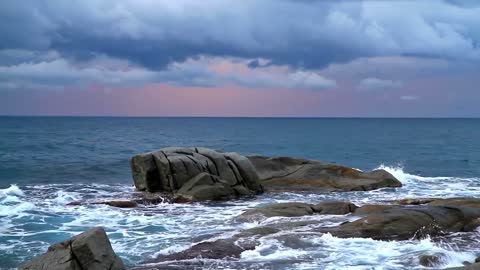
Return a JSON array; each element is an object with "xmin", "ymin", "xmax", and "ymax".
[
  {"xmin": 400, "ymin": 95, "xmax": 420, "ymax": 101},
  {"xmin": 0, "ymin": 56, "xmax": 336, "ymax": 91},
  {"xmin": 358, "ymin": 78, "xmax": 403, "ymax": 91},
  {"xmin": 1, "ymin": 0, "xmax": 480, "ymax": 72}
]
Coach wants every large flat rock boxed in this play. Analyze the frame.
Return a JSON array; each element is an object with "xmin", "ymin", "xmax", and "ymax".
[{"xmin": 248, "ymin": 155, "xmax": 402, "ymax": 191}]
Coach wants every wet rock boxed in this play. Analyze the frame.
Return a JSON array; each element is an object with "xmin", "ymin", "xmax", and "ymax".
[
  {"xmin": 19, "ymin": 227, "xmax": 125, "ymax": 270},
  {"xmin": 236, "ymin": 201, "xmax": 358, "ymax": 222},
  {"xmin": 153, "ymin": 239, "xmax": 255, "ymax": 262},
  {"xmin": 130, "ymin": 147, "xmax": 263, "ymax": 201},
  {"xmin": 248, "ymin": 155, "xmax": 402, "ymax": 192},
  {"xmin": 311, "ymin": 201, "xmax": 358, "ymax": 215},
  {"xmin": 419, "ymin": 254, "xmax": 443, "ymax": 267},
  {"xmin": 237, "ymin": 202, "xmax": 315, "ymax": 221},
  {"xmin": 67, "ymin": 196, "xmax": 170, "ymax": 208},
  {"xmin": 322, "ymin": 203, "xmax": 480, "ymax": 241},
  {"xmin": 94, "ymin": 200, "xmax": 139, "ymax": 208}
]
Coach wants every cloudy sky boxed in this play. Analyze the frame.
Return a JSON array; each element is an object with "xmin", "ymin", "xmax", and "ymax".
[{"xmin": 1, "ymin": 0, "xmax": 479, "ymax": 117}]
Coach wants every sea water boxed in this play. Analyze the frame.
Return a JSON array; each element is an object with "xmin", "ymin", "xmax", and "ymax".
[{"xmin": 1, "ymin": 117, "xmax": 480, "ymax": 269}]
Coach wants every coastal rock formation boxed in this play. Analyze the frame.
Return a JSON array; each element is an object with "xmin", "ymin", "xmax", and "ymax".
[
  {"xmin": 326, "ymin": 201, "xmax": 480, "ymax": 240},
  {"xmin": 235, "ymin": 198, "xmax": 480, "ymax": 241},
  {"xmin": 19, "ymin": 227, "xmax": 125, "ymax": 270},
  {"xmin": 140, "ymin": 198, "xmax": 480, "ymax": 269},
  {"xmin": 130, "ymin": 147, "xmax": 263, "ymax": 201},
  {"xmin": 130, "ymin": 147, "xmax": 402, "ymax": 201},
  {"xmin": 236, "ymin": 201, "xmax": 357, "ymax": 221},
  {"xmin": 248, "ymin": 155, "xmax": 402, "ymax": 192}
]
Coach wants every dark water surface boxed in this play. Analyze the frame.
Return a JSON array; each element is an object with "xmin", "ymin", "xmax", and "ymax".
[{"xmin": 1, "ymin": 117, "xmax": 480, "ymax": 269}]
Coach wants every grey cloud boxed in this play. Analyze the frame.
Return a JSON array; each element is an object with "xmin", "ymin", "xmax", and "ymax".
[
  {"xmin": 1, "ymin": 0, "xmax": 480, "ymax": 72},
  {"xmin": 0, "ymin": 57, "xmax": 336, "ymax": 91}
]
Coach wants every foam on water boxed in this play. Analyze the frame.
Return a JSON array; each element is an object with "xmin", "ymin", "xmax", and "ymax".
[
  {"xmin": 0, "ymin": 184, "xmax": 25, "ymax": 197},
  {"xmin": 1, "ymin": 166, "xmax": 480, "ymax": 269}
]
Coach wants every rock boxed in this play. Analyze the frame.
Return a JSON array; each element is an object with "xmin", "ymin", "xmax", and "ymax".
[
  {"xmin": 248, "ymin": 155, "xmax": 402, "ymax": 192},
  {"xmin": 236, "ymin": 201, "xmax": 358, "ymax": 221},
  {"xmin": 131, "ymin": 148, "xmax": 402, "ymax": 201},
  {"xmin": 67, "ymin": 196, "xmax": 170, "ymax": 208},
  {"xmin": 94, "ymin": 200, "xmax": 139, "ymax": 208},
  {"xmin": 311, "ymin": 201, "xmax": 358, "ymax": 215},
  {"xmin": 237, "ymin": 202, "xmax": 315, "ymax": 221},
  {"xmin": 153, "ymin": 239, "xmax": 255, "ymax": 262},
  {"xmin": 419, "ymin": 254, "xmax": 443, "ymax": 267},
  {"xmin": 322, "ymin": 202, "xmax": 480, "ymax": 240},
  {"xmin": 19, "ymin": 227, "xmax": 125, "ymax": 270},
  {"xmin": 130, "ymin": 147, "xmax": 263, "ymax": 201}
]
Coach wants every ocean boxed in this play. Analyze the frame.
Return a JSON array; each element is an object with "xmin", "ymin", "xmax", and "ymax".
[{"xmin": 1, "ymin": 117, "xmax": 480, "ymax": 269}]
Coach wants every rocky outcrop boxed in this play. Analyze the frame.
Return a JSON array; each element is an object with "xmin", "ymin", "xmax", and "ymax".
[
  {"xmin": 323, "ymin": 198, "xmax": 480, "ymax": 240},
  {"xmin": 236, "ymin": 201, "xmax": 357, "ymax": 221},
  {"xmin": 248, "ymin": 155, "xmax": 402, "ymax": 192},
  {"xmin": 19, "ymin": 227, "xmax": 125, "ymax": 270},
  {"xmin": 130, "ymin": 147, "xmax": 263, "ymax": 201},
  {"xmin": 130, "ymin": 147, "xmax": 402, "ymax": 201},
  {"xmin": 235, "ymin": 198, "xmax": 480, "ymax": 241}
]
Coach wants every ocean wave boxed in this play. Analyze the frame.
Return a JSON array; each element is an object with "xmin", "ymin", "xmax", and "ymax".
[{"xmin": 0, "ymin": 184, "xmax": 25, "ymax": 197}]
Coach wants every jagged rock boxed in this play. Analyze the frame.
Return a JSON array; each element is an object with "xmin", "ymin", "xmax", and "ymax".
[
  {"xmin": 248, "ymin": 155, "xmax": 402, "ymax": 192},
  {"xmin": 19, "ymin": 227, "xmax": 125, "ymax": 270},
  {"xmin": 236, "ymin": 201, "xmax": 358, "ymax": 221},
  {"xmin": 130, "ymin": 147, "xmax": 263, "ymax": 201}
]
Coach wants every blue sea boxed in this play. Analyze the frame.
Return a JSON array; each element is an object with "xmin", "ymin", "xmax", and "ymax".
[{"xmin": 1, "ymin": 117, "xmax": 480, "ymax": 269}]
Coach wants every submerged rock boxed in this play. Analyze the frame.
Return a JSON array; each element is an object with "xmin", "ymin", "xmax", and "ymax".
[
  {"xmin": 419, "ymin": 254, "xmax": 444, "ymax": 267},
  {"xmin": 236, "ymin": 201, "xmax": 357, "ymax": 221},
  {"xmin": 130, "ymin": 147, "xmax": 263, "ymax": 201},
  {"xmin": 248, "ymin": 155, "xmax": 402, "ymax": 192},
  {"xmin": 153, "ymin": 239, "xmax": 256, "ymax": 262},
  {"xmin": 19, "ymin": 227, "xmax": 125, "ymax": 270}
]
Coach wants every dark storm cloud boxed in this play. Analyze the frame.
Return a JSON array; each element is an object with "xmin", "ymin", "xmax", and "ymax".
[
  {"xmin": 1, "ymin": 0, "xmax": 478, "ymax": 70},
  {"xmin": 0, "ymin": 0, "xmax": 480, "ymax": 92}
]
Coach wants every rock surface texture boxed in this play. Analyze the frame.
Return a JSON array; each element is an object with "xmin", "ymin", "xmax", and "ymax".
[
  {"xmin": 130, "ymin": 147, "xmax": 402, "ymax": 201},
  {"xmin": 130, "ymin": 147, "xmax": 263, "ymax": 201},
  {"xmin": 248, "ymin": 155, "xmax": 402, "ymax": 191},
  {"xmin": 19, "ymin": 227, "xmax": 125, "ymax": 270}
]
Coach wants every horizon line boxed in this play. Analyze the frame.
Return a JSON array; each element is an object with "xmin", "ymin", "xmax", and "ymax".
[{"xmin": 1, "ymin": 115, "xmax": 479, "ymax": 119}]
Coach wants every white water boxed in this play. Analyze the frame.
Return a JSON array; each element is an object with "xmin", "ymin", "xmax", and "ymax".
[{"xmin": 1, "ymin": 166, "xmax": 480, "ymax": 269}]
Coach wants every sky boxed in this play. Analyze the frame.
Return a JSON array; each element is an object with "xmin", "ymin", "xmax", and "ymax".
[{"xmin": 0, "ymin": 0, "xmax": 479, "ymax": 117}]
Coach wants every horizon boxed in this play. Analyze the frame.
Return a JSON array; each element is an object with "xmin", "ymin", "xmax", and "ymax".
[
  {"xmin": 2, "ymin": 115, "xmax": 480, "ymax": 119},
  {"xmin": 1, "ymin": 1, "xmax": 480, "ymax": 117}
]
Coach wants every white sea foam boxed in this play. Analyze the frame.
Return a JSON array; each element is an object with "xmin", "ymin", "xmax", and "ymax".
[
  {"xmin": 0, "ymin": 184, "xmax": 25, "ymax": 197},
  {"xmin": 51, "ymin": 190, "xmax": 80, "ymax": 205},
  {"xmin": 0, "ymin": 201, "xmax": 36, "ymax": 217}
]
